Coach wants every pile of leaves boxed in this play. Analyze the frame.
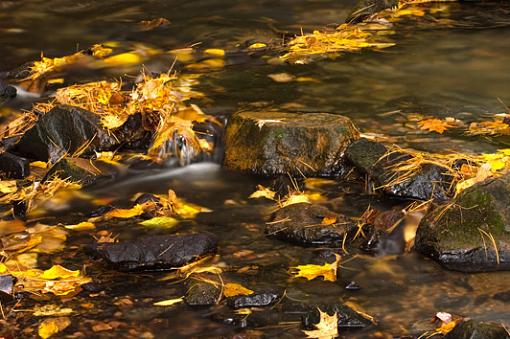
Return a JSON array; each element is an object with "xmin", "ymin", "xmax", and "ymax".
[{"xmin": 282, "ymin": 0, "xmax": 456, "ymax": 62}]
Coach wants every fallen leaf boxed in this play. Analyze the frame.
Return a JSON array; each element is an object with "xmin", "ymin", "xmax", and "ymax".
[
  {"xmin": 38, "ymin": 317, "xmax": 71, "ymax": 339},
  {"xmin": 204, "ymin": 48, "xmax": 225, "ymax": 57},
  {"xmin": 64, "ymin": 221, "xmax": 96, "ymax": 231},
  {"xmin": 248, "ymin": 43, "xmax": 267, "ymax": 49},
  {"xmin": 223, "ymin": 283, "xmax": 254, "ymax": 298},
  {"xmin": 249, "ymin": 185, "xmax": 276, "ymax": 200},
  {"xmin": 153, "ymin": 297, "xmax": 184, "ymax": 307},
  {"xmin": 417, "ymin": 118, "xmax": 451, "ymax": 134},
  {"xmin": 41, "ymin": 265, "xmax": 80, "ymax": 280},
  {"xmin": 139, "ymin": 216, "xmax": 179, "ymax": 228},
  {"xmin": 0, "ymin": 180, "xmax": 17, "ymax": 194},
  {"xmin": 105, "ymin": 204, "xmax": 145, "ymax": 219},
  {"xmin": 290, "ymin": 254, "xmax": 341, "ymax": 282},
  {"xmin": 138, "ymin": 17, "xmax": 170, "ymax": 31},
  {"xmin": 281, "ymin": 193, "xmax": 310, "ymax": 207},
  {"xmin": 303, "ymin": 308, "xmax": 338, "ymax": 339},
  {"xmin": 33, "ymin": 304, "xmax": 73, "ymax": 317},
  {"xmin": 321, "ymin": 216, "xmax": 337, "ymax": 225}
]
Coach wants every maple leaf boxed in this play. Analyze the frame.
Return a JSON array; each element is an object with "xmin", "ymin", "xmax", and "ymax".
[
  {"xmin": 303, "ymin": 309, "xmax": 338, "ymax": 339},
  {"xmin": 249, "ymin": 185, "xmax": 276, "ymax": 200},
  {"xmin": 223, "ymin": 283, "xmax": 254, "ymax": 298},
  {"xmin": 417, "ymin": 118, "xmax": 451, "ymax": 134},
  {"xmin": 290, "ymin": 254, "xmax": 341, "ymax": 282}
]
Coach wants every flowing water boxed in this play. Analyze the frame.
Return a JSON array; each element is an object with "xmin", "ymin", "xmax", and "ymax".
[{"xmin": 1, "ymin": 0, "xmax": 510, "ymax": 338}]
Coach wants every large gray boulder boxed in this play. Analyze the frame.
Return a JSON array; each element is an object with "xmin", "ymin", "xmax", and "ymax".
[
  {"xmin": 415, "ymin": 173, "xmax": 510, "ymax": 272},
  {"xmin": 225, "ymin": 111, "xmax": 359, "ymax": 177}
]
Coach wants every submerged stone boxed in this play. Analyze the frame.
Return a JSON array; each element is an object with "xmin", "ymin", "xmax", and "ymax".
[
  {"xmin": 0, "ymin": 152, "xmax": 29, "ymax": 179},
  {"xmin": 345, "ymin": 139, "xmax": 454, "ymax": 201},
  {"xmin": 227, "ymin": 291, "xmax": 281, "ymax": 309},
  {"xmin": 225, "ymin": 111, "xmax": 359, "ymax": 177},
  {"xmin": 415, "ymin": 174, "xmax": 510, "ymax": 272},
  {"xmin": 13, "ymin": 105, "xmax": 118, "ymax": 162},
  {"xmin": 266, "ymin": 203, "xmax": 353, "ymax": 246},
  {"xmin": 445, "ymin": 320, "xmax": 509, "ymax": 339},
  {"xmin": 87, "ymin": 233, "xmax": 218, "ymax": 272},
  {"xmin": 185, "ymin": 280, "xmax": 221, "ymax": 306}
]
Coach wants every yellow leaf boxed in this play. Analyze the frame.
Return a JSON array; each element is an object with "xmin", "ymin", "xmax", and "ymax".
[
  {"xmin": 139, "ymin": 216, "xmax": 179, "ymax": 228},
  {"xmin": 64, "ymin": 221, "xmax": 96, "ymax": 231},
  {"xmin": 33, "ymin": 304, "xmax": 73, "ymax": 317},
  {"xmin": 290, "ymin": 254, "xmax": 341, "ymax": 282},
  {"xmin": 417, "ymin": 118, "xmax": 451, "ymax": 134},
  {"xmin": 41, "ymin": 265, "xmax": 80, "ymax": 280},
  {"xmin": 90, "ymin": 44, "xmax": 113, "ymax": 58},
  {"xmin": 223, "ymin": 283, "xmax": 254, "ymax": 298},
  {"xmin": 38, "ymin": 317, "xmax": 71, "ymax": 339},
  {"xmin": 321, "ymin": 216, "xmax": 337, "ymax": 225},
  {"xmin": 153, "ymin": 297, "xmax": 183, "ymax": 307},
  {"xmin": 281, "ymin": 193, "xmax": 310, "ymax": 207},
  {"xmin": 488, "ymin": 159, "xmax": 506, "ymax": 171},
  {"xmin": 302, "ymin": 309, "xmax": 338, "ymax": 339},
  {"xmin": 30, "ymin": 161, "xmax": 48, "ymax": 169},
  {"xmin": 248, "ymin": 43, "xmax": 267, "ymax": 49},
  {"xmin": 0, "ymin": 263, "xmax": 7, "ymax": 274},
  {"xmin": 249, "ymin": 185, "xmax": 276, "ymax": 200},
  {"xmin": 103, "ymin": 52, "xmax": 142, "ymax": 66},
  {"xmin": 204, "ymin": 48, "xmax": 225, "ymax": 57},
  {"xmin": 0, "ymin": 180, "xmax": 17, "ymax": 194},
  {"xmin": 105, "ymin": 204, "xmax": 145, "ymax": 219}
]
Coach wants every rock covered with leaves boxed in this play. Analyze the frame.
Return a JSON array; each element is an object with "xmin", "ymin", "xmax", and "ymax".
[
  {"xmin": 415, "ymin": 173, "xmax": 510, "ymax": 272},
  {"xmin": 225, "ymin": 111, "xmax": 359, "ymax": 177}
]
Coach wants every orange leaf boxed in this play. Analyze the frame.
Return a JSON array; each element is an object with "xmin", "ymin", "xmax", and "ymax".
[{"xmin": 417, "ymin": 118, "xmax": 451, "ymax": 134}]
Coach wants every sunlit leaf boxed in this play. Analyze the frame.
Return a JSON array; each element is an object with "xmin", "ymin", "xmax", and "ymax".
[
  {"xmin": 302, "ymin": 308, "xmax": 338, "ymax": 339},
  {"xmin": 30, "ymin": 161, "xmax": 48, "ymax": 169},
  {"xmin": 38, "ymin": 317, "xmax": 71, "ymax": 339},
  {"xmin": 103, "ymin": 52, "xmax": 142, "ymax": 66},
  {"xmin": 290, "ymin": 254, "xmax": 341, "ymax": 282},
  {"xmin": 249, "ymin": 185, "xmax": 276, "ymax": 200},
  {"xmin": 64, "ymin": 221, "xmax": 96, "ymax": 231},
  {"xmin": 248, "ymin": 43, "xmax": 267, "ymax": 49},
  {"xmin": 321, "ymin": 216, "xmax": 337, "ymax": 225},
  {"xmin": 153, "ymin": 297, "xmax": 184, "ymax": 307},
  {"xmin": 0, "ymin": 180, "xmax": 17, "ymax": 194},
  {"xmin": 204, "ymin": 48, "xmax": 225, "ymax": 57},
  {"xmin": 105, "ymin": 204, "xmax": 145, "ymax": 219},
  {"xmin": 41, "ymin": 265, "xmax": 80, "ymax": 280},
  {"xmin": 417, "ymin": 118, "xmax": 451, "ymax": 134},
  {"xmin": 139, "ymin": 216, "xmax": 179, "ymax": 228},
  {"xmin": 281, "ymin": 193, "xmax": 310, "ymax": 207},
  {"xmin": 223, "ymin": 283, "xmax": 254, "ymax": 298}
]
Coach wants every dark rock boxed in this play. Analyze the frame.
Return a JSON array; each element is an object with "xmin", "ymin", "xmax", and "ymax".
[
  {"xmin": 43, "ymin": 158, "xmax": 102, "ymax": 185},
  {"xmin": 445, "ymin": 320, "xmax": 509, "ymax": 339},
  {"xmin": 0, "ymin": 275, "xmax": 16, "ymax": 303},
  {"xmin": 12, "ymin": 201, "xmax": 27, "ymax": 219},
  {"xmin": 346, "ymin": 139, "xmax": 454, "ymax": 201},
  {"xmin": 271, "ymin": 175, "xmax": 305, "ymax": 199},
  {"xmin": 87, "ymin": 232, "xmax": 218, "ymax": 272},
  {"xmin": 345, "ymin": 281, "xmax": 361, "ymax": 291},
  {"xmin": 266, "ymin": 203, "xmax": 354, "ymax": 246},
  {"xmin": 301, "ymin": 303, "xmax": 373, "ymax": 330},
  {"xmin": 493, "ymin": 290, "xmax": 510, "ymax": 302},
  {"xmin": 87, "ymin": 205, "xmax": 114, "ymax": 218},
  {"xmin": 13, "ymin": 105, "xmax": 118, "ymax": 162},
  {"xmin": 115, "ymin": 113, "xmax": 152, "ymax": 152},
  {"xmin": 346, "ymin": 0, "xmax": 399, "ymax": 24},
  {"xmin": 0, "ymin": 152, "xmax": 29, "ymax": 179},
  {"xmin": 185, "ymin": 280, "xmax": 221, "ymax": 306},
  {"xmin": 416, "ymin": 174, "xmax": 510, "ymax": 272},
  {"xmin": 227, "ymin": 291, "xmax": 281, "ymax": 309},
  {"xmin": 0, "ymin": 83, "xmax": 16, "ymax": 100},
  {"xmin": 225, "ymin": 111, "xmax": 359, "ymax": 177}
]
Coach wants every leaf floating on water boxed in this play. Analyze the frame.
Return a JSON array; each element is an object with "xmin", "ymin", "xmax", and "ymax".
[
  {"xmin": 290, "ymin": 254, "xmax": 341, "ymax": 282},
  {"xmin": 105, "ymin": 204, "xmax": 145, "ymax": 219},
  {"xmin": 248, "ymin": 43, "xmax": 267, "ymax": 49},
  {"xmin": 38, "ymin": 317, "xmax": 71, "ymax": 339},
  {"xmin": 33, "ymin": 304, "xmax": 73, "ymax": 317},
  {"xmin": 102, "ymin": 52, "xmax": 142, "ymax": 66},
  {"xmin": 64, "ymin": 221, "xmax": 96, "ymax": 231},
  {"xmin": 417, "ymin": 118, "xmax": 451, "ymax": 134},
  {"xmin": 249, "ymin": 185, "xmax": 276, "ymax": 200},
  {"xmin": 139, "ymin": 216, "xmax": 179, "ymax": 228},
  {"xmin": 281, "ymin": 193, "xmax": 310, "ymax": 207},
  {"xmin": 302, "ymin": 308, "xmax": 338, "ymax": 339},
  {"xmin": 223, "ymin": 283, "xmax": 254, "ymax": 298},
  {"xmin": 153, "ymin": 297, "xmax": 184, "ymax": 307},
  {"xmin": 41, "ymin": 265, "xmax": 80, "ymax": 280},
  {"xmin": 204, "ymin": 48, "xmax": 225, "ymax": 57}
]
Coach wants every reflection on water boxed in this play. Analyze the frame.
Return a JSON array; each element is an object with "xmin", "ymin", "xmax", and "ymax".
[{"xmin": 2, "ymin": 0, "xmax": 510, "ymax": 337}]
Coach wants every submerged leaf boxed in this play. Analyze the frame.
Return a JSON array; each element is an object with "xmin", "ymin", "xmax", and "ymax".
[
  {"xmin": 223, "ymin": 283, "xmax": 254, "ymax": 298},
  {"xmin": 290, "ymin": 254, "xmax": 341, "ymax": 282},
  {"xmin": 303, "ymin": 309, "xmax": 338, "ymax": 339},
  {"xmin": 38, "ymin": 317, "xmax": 71, "ymax": 339}
]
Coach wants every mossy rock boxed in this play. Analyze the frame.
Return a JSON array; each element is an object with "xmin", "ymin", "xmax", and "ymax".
[
  {"xmin": 224, "ymin": 111, "xmax": 359, "ymax": 177},
  {"xmin": 415, "ymin": 174, "xmax": 510, "ymax": 272}
]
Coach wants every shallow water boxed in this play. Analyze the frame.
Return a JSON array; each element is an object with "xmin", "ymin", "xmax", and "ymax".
[{"xmin": 2, "ymin": 0, "xmax": 510, "ymax": 338}]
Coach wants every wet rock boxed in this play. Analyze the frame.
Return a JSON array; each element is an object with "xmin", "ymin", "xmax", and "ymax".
[
  {"xmin": 227, "ymin": 291, "xmax": 281, "ymax": 309},
  {"xmin": 301, "ymin": 303, "xmax": 372, "ymax": 330},
  {"xmin": 0, "ymin": 275, "xmax": 16, "ymax": 303},
  {"xmin": 43, "ymin": 158, "xmax": 103, "ymax": 185},
  {"xmin": 415, "ymin": 174, "xmax": 510, "ymax": 272},
  {"xmin": 266, "ymin": 203, "xmax": 354, "ymax": 246},
  {"xmin": 87, "ymin": 233, "xmax": 218, "ymax": 272},
  {"xmin": 445, "ymin": 320, "xmax": 509, "ymax": 339},
  {"xmin": 225, "ymin": 111, "xmax": 359, "ymax": 177},
  {"xmin": 0, "ymin": 82, "xmax": 16, "ymax": 100},
  {"xmin": 185, "ymin": 280, "xmax": 221, "ymax": 306},
  {"xmin": 271, "ymin": 175, "xmax": 305, "ymax": 199},
  {"xmin": 13, "ymin": 105, "xmax": 118, "ymax": 162},
  {"xmin": 346, "ymin": 0, "xmax": 399, "ymax": 23},
  {"xmin": 346, "ymin": 139, "xmax": 454, "ymax": 201},
  {"xmin": 0, "ymin": 152, "xmax": 29, "ymax": 179}
]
